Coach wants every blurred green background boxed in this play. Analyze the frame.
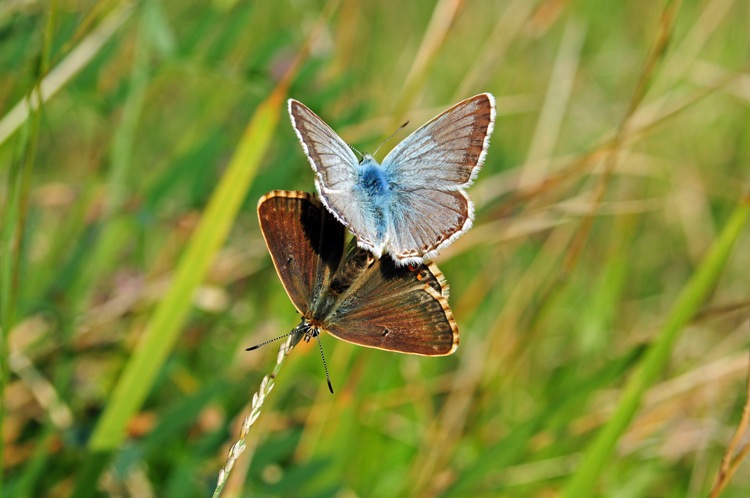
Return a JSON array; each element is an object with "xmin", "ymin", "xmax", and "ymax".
[{"xmin": 2, "ymin": 0, "xmax": 750, "ymax": 496}]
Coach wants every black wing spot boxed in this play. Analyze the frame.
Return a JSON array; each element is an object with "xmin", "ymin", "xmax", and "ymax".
[{"xmin": 382, "ymin": 327, "xmax": 390, "ymax": 337}]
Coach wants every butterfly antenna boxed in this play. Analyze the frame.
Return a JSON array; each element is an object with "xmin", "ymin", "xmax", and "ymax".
[
  {"xmin": 315, "ymin": 334, "xmax": 334, "ymax": 394},
  {"xmin": 373, "ymin": 120, "xmax": 409, "ymax": 157},
  {"xmin": 349, "ymin": 145, "xmax": 364, "ymax": 161},
  {"xmin": 245, "ymin": 332, "xmax": 293, "ymax": 351}
]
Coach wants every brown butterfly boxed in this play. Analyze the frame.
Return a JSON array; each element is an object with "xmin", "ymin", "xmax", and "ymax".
[{"xmin": 250, "ymin": 190, "xmax": 458, "ymax": 390}]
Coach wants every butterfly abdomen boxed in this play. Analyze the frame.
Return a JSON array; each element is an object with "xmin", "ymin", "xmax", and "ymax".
[
  {"xmin": 330, "ymin": 248, "xmax": 375, "ymax": 294},
  {"xmin": 313, "ymin": 247, "xmax": 376, "ymax": 321}
]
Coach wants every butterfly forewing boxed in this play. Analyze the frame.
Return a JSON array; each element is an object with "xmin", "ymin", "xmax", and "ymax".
[
  {"xmin": 382, "ymin": 93, "xmax": 495, "ymax": 188},
  {"xmin": 257, "ymin": 191, "xmax": 344, "ymax": 315},
  {"xmin": 288, "ymin": 100, "xmax": 359, "ymax": 189},
  {"xmin": 323, "ymin": 254, "xmax": 459, "ymax": 356}
]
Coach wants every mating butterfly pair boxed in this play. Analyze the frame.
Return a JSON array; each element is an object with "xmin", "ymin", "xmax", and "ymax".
[{"xmin": 253, "ymin": 94, "xmax": 495, "ymax": 380}]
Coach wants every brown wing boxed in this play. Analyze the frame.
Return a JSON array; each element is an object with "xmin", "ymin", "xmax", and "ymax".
[
  {"xmin": 257, "ymin": 190, "xmax": 345, "ymax": 315},
  {"xmin": 322, "ymin": 253, "xmax": 459, "ymax": 356}
]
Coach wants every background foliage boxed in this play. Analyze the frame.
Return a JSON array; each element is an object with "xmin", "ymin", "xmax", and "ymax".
[{"xmin": 1, "ymin": 0, "xmax": 749, "ymax": 496}]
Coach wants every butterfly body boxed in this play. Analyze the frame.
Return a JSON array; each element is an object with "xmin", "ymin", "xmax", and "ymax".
[
  {"xmin": 289, "ymin": 93, "xmax": 495, "ymax": 265},
  {"xmin": 307, "ymin": 246, "xmax": 374, "ymax": 324},
  {"xmin": 354, "ymin": 155, "xmax": 394, "ymax": 243}
]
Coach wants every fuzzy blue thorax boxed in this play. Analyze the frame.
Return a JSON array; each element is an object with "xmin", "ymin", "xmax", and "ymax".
[
  {"xmin": 357, "ymin": 155, "xmax": 393, "ymax": 243},
  {"xmin": 358, "ymin": 156, "xmax": 391, "ymax": 199}
]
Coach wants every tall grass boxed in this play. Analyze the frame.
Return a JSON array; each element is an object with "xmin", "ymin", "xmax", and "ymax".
[{"xmin": 1, "ymin": 0, "xmax": 749, "ymax": 497}]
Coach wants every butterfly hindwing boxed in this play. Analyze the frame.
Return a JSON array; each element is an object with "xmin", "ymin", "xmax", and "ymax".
[
  {"xmin": 322, "ymin": 253, "xmax": 459, "ymax": 356},
  {"xmin": 387, "ymin": 188, "xmax": 472, "ymax": 262}
]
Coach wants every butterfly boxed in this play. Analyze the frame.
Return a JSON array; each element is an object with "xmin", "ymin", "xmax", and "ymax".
[
  {"xmin": 254, "ymin": 190, "xmax": 459, "ymax": 370},
  {"xmin": 288, "ymin": 93, "xmax": 495, "ymax": 265}
]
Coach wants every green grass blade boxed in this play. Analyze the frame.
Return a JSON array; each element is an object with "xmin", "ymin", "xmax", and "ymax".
[
  {"xmin": 0, "ymin": 126, "xmax": 26, "ymax": 495},
  {"xmin": 87, "ymin": 85, "xmax": 288, "ymax": 452},
  {"xmin": 0, "ymin": 0, "xmax": 59, "ymax": 488},
  {"xmin": 0, "ymin": 3, "xmax": 133, "ymax": 147},
  {"xmin": 562, "ymin": 193, "xmax": 750, "ymax": 497},
  {"xmin": 392, "ymin": 0, "xmax": 464, "ymax": 121}
]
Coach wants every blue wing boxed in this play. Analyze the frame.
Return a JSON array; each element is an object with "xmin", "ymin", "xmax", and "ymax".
[
  {"xmin": 387, "ymin": 188, "xmax": 473, "ymax": 264},
  {"xmin": 381, "ymin": 94, "xmax": 495, "ymax": 263},
  {"xmin": 382, "ymin": 93, "xmax": 495, "ymax": 189}
]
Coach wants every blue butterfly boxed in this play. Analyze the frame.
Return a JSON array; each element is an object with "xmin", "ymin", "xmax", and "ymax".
[{"xmin": 288, "ymin": 94, "xmax": 495, "ymax": 265}]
